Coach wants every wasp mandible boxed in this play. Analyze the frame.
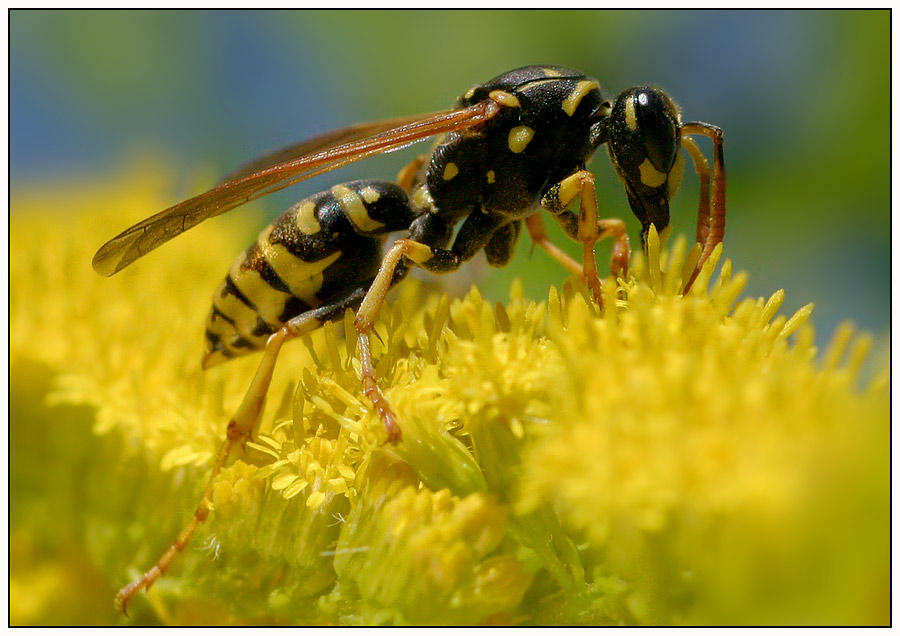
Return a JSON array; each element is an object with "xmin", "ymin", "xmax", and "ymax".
[{"xmin": 95, "ymin": 65, "xmax": 725, "ymax": 612}]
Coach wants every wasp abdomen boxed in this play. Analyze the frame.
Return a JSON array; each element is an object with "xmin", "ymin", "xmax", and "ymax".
[{"xmin": 203, "ymin": 180, "xmax": 415, "ymax": 367}]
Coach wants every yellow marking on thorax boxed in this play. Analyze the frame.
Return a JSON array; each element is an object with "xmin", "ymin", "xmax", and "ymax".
[
  {"xmin": 561, "ymin": 80, "xmax": 600, "ymax": 116},
  {"xmin": 486, "ymin": 170, "xmax": 496, "ymax": 184},
  {"xmin": 523, "ymin": 78, "xmax": 559, "ymax": 91},
  {"xmin": 443, "ymin": 162, "xmax": 459, "ymax": 180},
  {"xmin": 624, "ymin": 96, "xmax": 638, "ymax": 131},
  {"xmin": 541, "ymin": 67, "xmax": 563, "ymax": 77},
  {"xmin": 638, "ymin": 158, "xmax": 668, "ymax": 188},
  {"xmin": 507, "ymin": 126, "xmax": 534, "ymax": 153},
  {"xmin": 489, "ymin": 89, "xmax": 520, "ymax": 108},
  {"xmin": 360, "ymin": 186, "xmax": 381, "ymax": 203},
  {"xmin": 257, "ymin": 226, "xmax": 342, "ymax": 303},
  {"xmin": 294, "ymin": 200, "xmax": 321, "ymax": 235},
  {"xmin": 331, "ymin": 184, "xmax": 385, "ymax": 233},
  {"xmin": 464, "ymin": 86, "xmax": 476, "ymax": 100}
]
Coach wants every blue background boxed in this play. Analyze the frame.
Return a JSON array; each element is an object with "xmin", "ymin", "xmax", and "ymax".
[{"xmin": 11, "ymin": 10, "xmax": 890, "ymax": 347}]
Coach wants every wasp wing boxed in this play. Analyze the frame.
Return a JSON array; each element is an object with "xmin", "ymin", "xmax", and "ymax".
[
  {"xmin": 217, "ymin": 113, "xmax": 452, "ymax": 184},
  {"xmin": 93, "ymin": 101, "xmax": 498, "ymax": 276}
]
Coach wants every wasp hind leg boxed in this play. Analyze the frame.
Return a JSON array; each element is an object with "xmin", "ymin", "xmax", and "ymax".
[{"xmin": 114, "ymin": 287, "xmax": 370, "ymax": 614}]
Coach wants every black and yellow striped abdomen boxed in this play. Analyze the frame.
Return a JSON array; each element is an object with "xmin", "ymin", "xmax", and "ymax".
[{"xmin": 203, "ymin": 180, "xmax": 416, "ymax": 367}]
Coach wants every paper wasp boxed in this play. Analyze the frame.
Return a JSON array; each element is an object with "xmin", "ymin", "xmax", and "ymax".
[{"xmin": 94, "ymin": 65, "xmax": 725, "ymax": 612}]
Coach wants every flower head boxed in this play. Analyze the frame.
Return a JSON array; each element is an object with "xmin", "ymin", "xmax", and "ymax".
[{"xmin": 10, "ymin": 168, "xmax": 888, "ymax": 625}]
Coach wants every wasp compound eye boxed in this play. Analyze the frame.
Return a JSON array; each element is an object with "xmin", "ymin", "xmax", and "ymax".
[
  {"xmin": 633, "ymin": 89, "xmax": 680, "ymax": 174},
  {"xmin": 608, "ymin": 87, "xmax": 681, "ymax": 176}
]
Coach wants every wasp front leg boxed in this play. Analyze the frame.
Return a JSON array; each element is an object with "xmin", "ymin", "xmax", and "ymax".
[
  {"xmin": 680, "ymin": 123, "xmax": 725, "ymax": 290},
  {"xmin": 539, "ymin": 170, "xmax": 631, "ymax": 305}
]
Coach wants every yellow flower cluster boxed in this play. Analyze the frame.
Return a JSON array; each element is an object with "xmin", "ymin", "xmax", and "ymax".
[{"xmin": 10, "ymin": 166, "xmax": 888, "ymax": 625}]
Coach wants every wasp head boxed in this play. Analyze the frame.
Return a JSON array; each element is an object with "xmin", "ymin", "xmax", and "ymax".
[{"xmin": 603, "ymin": 87, "xmax": 686, "ymax": 245}]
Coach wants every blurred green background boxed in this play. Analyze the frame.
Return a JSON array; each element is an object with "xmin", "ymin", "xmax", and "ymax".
[{"xmin": 11, "ymin": 9, "xmax": 889, "ymax": 344}]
